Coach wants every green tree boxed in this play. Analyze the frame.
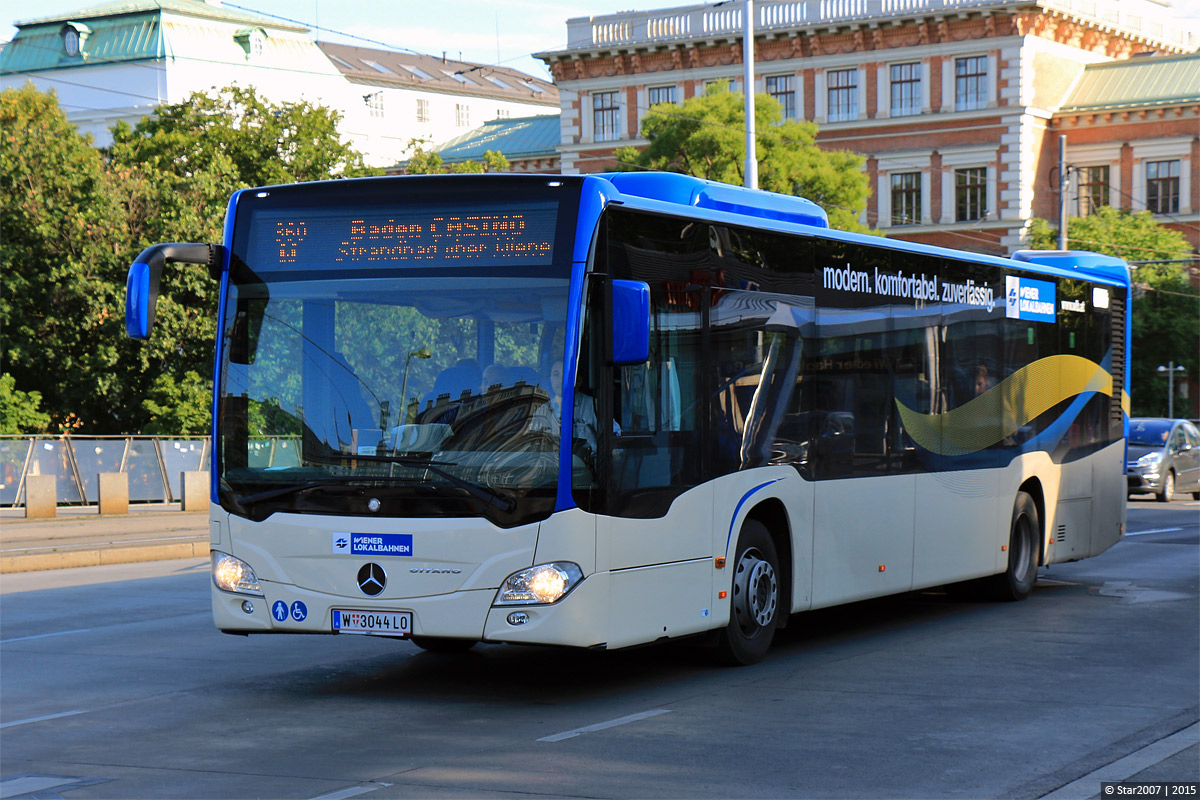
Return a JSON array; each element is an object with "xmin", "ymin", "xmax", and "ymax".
[
  {"xmin": 1, "ymin": 85, "xmax": 375, "ymax": 434},
  {"xmin": 615, "ymin": 83, "xmax": 873, "ymax": 232},
  {"xmin": 0, "ymin": 373, "xmax": 50, "ymax": 434},
  {"xmin": 1, "ymin": 84, "xmax": 128, "ymax": 432},
  {"xmin": 1029, "ymin": 208, "xmax": 1198, "ymax": 417}
]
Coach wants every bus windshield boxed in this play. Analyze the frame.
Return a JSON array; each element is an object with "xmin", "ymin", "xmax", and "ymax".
[{"xmin": 216, "ymin": 178, "xmax": 578, "ymax": 525}]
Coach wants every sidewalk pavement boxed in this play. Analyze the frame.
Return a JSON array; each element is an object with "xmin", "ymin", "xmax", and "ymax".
[{"xmin": 0, "ymin": 504, "xmax": 209, "ymax": 573}]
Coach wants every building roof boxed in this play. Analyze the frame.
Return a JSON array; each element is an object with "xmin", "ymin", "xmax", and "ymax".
[
  {"xmin": 434, "ymin": 114, "xmax": 560, "ymax": 162},
  {"xmin": 1, "ymin": 0, "xmax": 304, "ymax": 74},
  {"xmin": 1060, "ymin": 51, "xmax": 1200, "ymax": 112},
  {"xmin": 15, "ymin": 0, "xmax": 304, "ymax": 32},
  {"xmin": 318, "ymin": 42, "xmax": 558, "ymax": 107}
]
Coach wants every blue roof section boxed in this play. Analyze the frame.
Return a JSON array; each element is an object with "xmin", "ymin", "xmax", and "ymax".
[
  {"xmin": 593, "ymin": 172, "xmax": 1131, "ymax": 288},
  {"xmin": 433, "ymin": 114, "xmax": 560, "ymax": 162},
  {"xmin": 599, "ymin": 172, "xmax": 829, "ymax": 229}
]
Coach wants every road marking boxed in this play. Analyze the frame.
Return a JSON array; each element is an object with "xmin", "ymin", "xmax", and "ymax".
[
  {"xmin": 308, "ymin": 783, "xmax": 392, "ymax": 800},
  {"xmin": 1039, "ymin": 722, "xmax": 1199, "ymax": 800},
  {"xmin": 1125, "ymin": 527, "xmax": 1184, "ymax": 537},
  {"xmin": 0, "ymin": 692, "xmax": 186, "ymax": 730},
  {"xmin": 537, "ymin": 709, "xmax": 671, "ymax": 742},
  {"xmin": 1, "ymin": 613, "xmax": 208, "ymax": 644},
  {"xmin": 0, "ymin": 776, "xmax": 80, "ymax": 799},
  {"xmin": 0, "ymin": 709, "xmax": 90, "ymax": 729}
]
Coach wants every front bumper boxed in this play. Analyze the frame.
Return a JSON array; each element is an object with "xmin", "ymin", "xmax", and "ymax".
[{"xmin": 1126, "ymin": 468, "xmax": 1163, "ymax": 494}]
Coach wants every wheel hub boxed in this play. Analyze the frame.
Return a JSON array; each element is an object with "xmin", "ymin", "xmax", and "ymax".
[{"xmin": 732, "ymin": 549, "xmax": 778, "ymax": 632}]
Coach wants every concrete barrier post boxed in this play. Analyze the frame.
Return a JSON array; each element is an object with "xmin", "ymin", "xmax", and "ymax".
[
  {"xmin": 181, "ymin": 471, "xmax": 208, "ymax": 512},
  {"xmin": 98, "ymin": 472, "xmax": 129, "ymax": 515},
  {"xmin": 24, "ymin": 475, "xmax": 57, "ymax": 518}
]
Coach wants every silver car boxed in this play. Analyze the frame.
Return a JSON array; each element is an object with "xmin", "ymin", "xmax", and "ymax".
[{"xmin": 1126, "ymin": 418, "xmax": 1200, "ymax": 502}]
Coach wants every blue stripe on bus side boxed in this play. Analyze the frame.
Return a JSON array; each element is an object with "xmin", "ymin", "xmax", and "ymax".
[
  {"xmin": 726, "ymin": 478, "xmax": 785, "ymax": 556},
  {"xmin": 211, "ymin": 188, "xmax": 245, "ymax": 503},
  {"xmin": 556, "ymin": 177, "xmax": 618, "ymax": 511}
]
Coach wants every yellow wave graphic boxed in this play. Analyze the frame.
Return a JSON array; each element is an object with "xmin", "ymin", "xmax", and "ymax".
[{"xmin": 895, "ymin": 355, "xmax": 1114, "ymax": 456}]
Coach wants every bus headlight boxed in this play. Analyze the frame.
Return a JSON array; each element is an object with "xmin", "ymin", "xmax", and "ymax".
[
  {"xmin": 494, "ymin": 562, "xmax": 582, "ymax": 606},
  {"xmin": 212, "ymin": 551, "xmax": 264, "ymax": 596}
]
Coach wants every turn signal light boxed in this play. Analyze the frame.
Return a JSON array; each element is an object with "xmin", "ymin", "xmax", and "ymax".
[{"xmin": 715, "ymin": 557, "xmax": 726, "ymax": 569}]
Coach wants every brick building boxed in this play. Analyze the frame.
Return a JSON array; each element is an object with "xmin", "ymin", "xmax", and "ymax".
[{"xmin": 536, "ymin": 0, "xmax": 1198, "ymax": 256}]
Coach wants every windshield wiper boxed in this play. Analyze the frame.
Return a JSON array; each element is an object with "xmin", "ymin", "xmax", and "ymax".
[
  {"xmin": 233, "ymin": 478, "xmax": 349, "ymax": 508},
  {"xmin": 307, "ymin": 453, "xmax": 516, "ymax": 513}
]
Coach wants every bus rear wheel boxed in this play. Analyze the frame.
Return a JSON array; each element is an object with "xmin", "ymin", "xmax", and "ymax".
[
  {"xmin": 986, "ymin": 491, "xmax": 1039, "ymax": 601},
  {"xmin": 714, "ymin": 520, "xmax": 780, "ymax": 666},
  {"xmin": 410, "ymin": 636, "xmax": 477, "ymax": 653}
]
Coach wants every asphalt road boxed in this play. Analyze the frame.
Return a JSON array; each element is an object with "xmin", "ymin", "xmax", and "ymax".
[{"xmin": 1, "ymin": 501, "xmax": 1196, "ymax": 800}]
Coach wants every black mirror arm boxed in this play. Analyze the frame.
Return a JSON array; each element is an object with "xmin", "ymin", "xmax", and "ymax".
[{"xmin": 128, "ymin": 243, "xmax": 221, "ymax": 340}]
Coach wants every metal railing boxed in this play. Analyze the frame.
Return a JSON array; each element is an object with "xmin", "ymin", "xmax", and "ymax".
[
  {"xmin": 561, "ymin": 0, "xmax": 1193, "ymax": 53},
  {"xmin": 0, "ymin": 435, "xmax": 210, "ymax": 507}
]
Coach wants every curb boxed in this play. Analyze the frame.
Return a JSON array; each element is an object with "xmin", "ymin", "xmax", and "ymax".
[{"xmin": 0, "ymin": 541, "xmax": 210, "ymax": 573}]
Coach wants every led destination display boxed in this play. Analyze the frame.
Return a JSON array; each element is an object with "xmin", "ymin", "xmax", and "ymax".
[{"xmin": 250, "ymin": 202, "xmax": 558, "ymax": 269}]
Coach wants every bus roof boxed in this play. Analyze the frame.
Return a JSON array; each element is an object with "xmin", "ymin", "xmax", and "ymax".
[{"xmin": 587, "ymin": 172, "xmax": 1131, "ymax": 289}]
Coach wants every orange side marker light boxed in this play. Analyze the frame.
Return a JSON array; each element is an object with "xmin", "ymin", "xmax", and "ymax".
[
  {"xmin": 878, "ymin": 565, "xmax": 886, "ymax": 573},
  {"xmin": 719, "ymin": 591, "xmax": 728, "ymax": 599},
  {"xmin": 715, "ymin": 557, "xmax": 726, "ymax": 569}
]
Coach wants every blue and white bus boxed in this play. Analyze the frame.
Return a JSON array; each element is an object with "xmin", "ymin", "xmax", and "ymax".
[{"xmin": 127, "ymin": 172, "xmax": 1130, "ymax": 664}]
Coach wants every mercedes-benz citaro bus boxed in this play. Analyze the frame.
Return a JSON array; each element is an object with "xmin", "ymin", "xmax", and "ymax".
[{"xmin": 126, "ymin": 172, "xmax": 1130, "ymax": 665}]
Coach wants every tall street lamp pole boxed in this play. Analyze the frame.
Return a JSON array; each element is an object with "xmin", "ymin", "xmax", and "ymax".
[
  {"xmin": 400, "ymin": 347, "xmax": 432, "ymax": 424},
  {"xmin": 743, "ymin": 0, "xmax": 757, "ymax": 190},
  {"xmin": 1156, "ymin": 362, "xmax": 1187, "ymax": 418}
]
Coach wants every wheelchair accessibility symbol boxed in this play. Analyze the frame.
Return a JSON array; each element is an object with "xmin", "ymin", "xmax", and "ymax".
[{"xmin": 290, "ymin": 601, "xmax": 308, "ymax": 622}]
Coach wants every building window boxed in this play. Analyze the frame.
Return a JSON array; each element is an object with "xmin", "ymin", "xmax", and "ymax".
[
  {"xmin": 827, "ymin": 69, "xmax": 858, "ymax": 122},
  {"xmin": 647, "ymin": 85, "xmax": 676, "ymax": 106},
  {"xmin": 367, "ymin": 92, "xmax": 384, "ymax": 119},
  {"xmin": 496, "ymin": 108, "xmax": 511, "ymax": 119},
  {"xmin": 1146, "ymin": 160, "xmax": 1180, "ymax": 214},
  {"xmin": 954, "ymin": 56, "xmax": 988, "ymax": 111},
  {"xmin": 765, "ymin": 74, "xmax": 795, "ymax": 119},
  {"xmin": 891, "ymin": 172, "xmax": 921, "ymax": 225},
  {"xmin": 889, "ymin": 63, "xmax": 920, "ymax": 117},
  {"xmin": 593, "ymin": 91, "xmax": 620, "ymax": 142},
  {"xmin": 1077, "ymin": 166, "xmax": 1110, "ymax": 216},
  {"xmin": 455, "ymin": 103, "xmax": 469, "ymax": 127},
  {"xmin": 955, "ymin": 167, "xmax": 987, "ymax": 221},
  {"xmin": 415, "ymin": 99, "xmax": 430, "ymax": 123}
]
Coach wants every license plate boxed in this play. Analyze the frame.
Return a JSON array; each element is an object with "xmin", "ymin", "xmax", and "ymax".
[{"xmin": 331, "ymin": 609, "xmax": 412, "ymax": 636}]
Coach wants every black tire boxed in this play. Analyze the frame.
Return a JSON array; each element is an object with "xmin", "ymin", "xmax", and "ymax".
[
  {"xmin": 985, "ymin": 491, "xmax": 1039, "ymax": 601},
  {"xmin": 1156, "ymin": 471, "xmax": 1175, "ymax": 503},
  {"xmin": 410, "ymin": 636, "xmax": 477, "ymax": 653},
  {"xmin": 714, "ymin": 519, "xmax": 781, "ymax": 666}
]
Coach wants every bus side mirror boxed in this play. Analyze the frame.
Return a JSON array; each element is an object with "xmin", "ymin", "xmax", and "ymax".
[
  {"xmin": 126, "ymin": 243, "xmax": 218, "ymax": 340},
  {"xmin": 611, "ymin": 279, "xmax": 650, "ymax": 366}
]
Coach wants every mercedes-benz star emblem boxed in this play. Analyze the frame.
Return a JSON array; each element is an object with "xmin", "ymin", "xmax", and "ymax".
[{"xmin": 357, "ymin": 562, "xmax": 386, "ymax": 596}]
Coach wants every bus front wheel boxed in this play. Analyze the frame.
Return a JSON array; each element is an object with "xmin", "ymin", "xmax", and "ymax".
[
  {"xmin": 987, "ymin": 491, "xmax": 1039, "ymax": 601},
  {"xmin": 714, "ymin": 520, "xmax": 780, "ymax": 666}
]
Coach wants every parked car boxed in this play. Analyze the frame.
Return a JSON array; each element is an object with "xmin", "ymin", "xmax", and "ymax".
[{"xmin": 1127, "ymin": 418, "xmax": 1200, "ymax": 502}]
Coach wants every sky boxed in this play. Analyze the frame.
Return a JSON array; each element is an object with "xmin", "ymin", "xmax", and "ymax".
[{"xmin": 4, "ymin": 0, "xmax": 1200, "ymax": 82}]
